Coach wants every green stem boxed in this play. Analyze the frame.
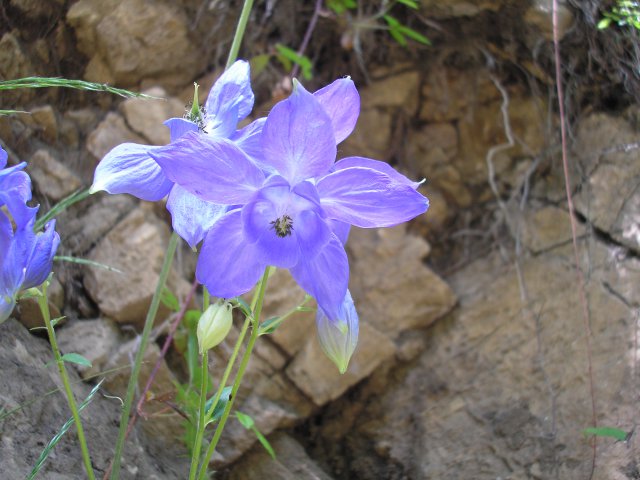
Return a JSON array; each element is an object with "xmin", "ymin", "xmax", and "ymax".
[
  {"xmin": 225, "ymin": 0, "xmax": 255, "ymax": 68},
  {"xmin": 110, "ymin": 232, "xmax": 180, "ymax": 480},
  {"xmin": 38, "ymin": 283, "xmax": 96, "ymax": 480},
  {"xmin": 196, "ymin": 267, "xmax": 271, "ymax": 480},
  {"xmin": 188, "ymin": 350, "xmax": 209, "ymax": 480}
]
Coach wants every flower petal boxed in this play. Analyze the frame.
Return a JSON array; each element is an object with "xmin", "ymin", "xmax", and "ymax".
[
  {"xmin": 230, "ymin": 117, "xmax": 268, "ymax": 170},
  {"xmin": 196, "ymin": 210, "xmax": 265, "ymax": 298},
  {"xmin": 314, "ymin": 77, "xmax": 360, "ymax": 144},
  {"xmin": 151, "ymin": 132, "xmax": 265, "ymax": 205},
  {"xmin": 329, "ymin": 219, "xmax": 351, "ymax": 245},
  {"xmin": 290, "ymin": 235, "xmax": 348, "ymax": 320},
  {"xmin": 22, "ymin": 220, "xmax": 60, "ymax": 289},
  {"xmin": 205, "ymin": 60, "xmax": 254, "ymax": 127},
  {"xmin": 317, "ymin": 167, "xmax": 429, "ymax": 228},
  {"xmin": 167, "ymin": 184, "xmax": 227, "ymax": 249},
  {"xmin": 335, "ymin": 156, "xmax": 423, "ymax": 189},
  {"xmin": 261, "ymin": 80, "xmax": 336, "ymax": 184},
  {"xmin": 164, "ymin": 118, "xmax": 198, "ymax": 142},
  {"xmin": 91, "ymin": 143, "xmax": 173, "ymax": 201},
  {"xmin": 0, "ymin": 146, "xmax": 6, "ymax": 168},
  {"xmin": 316, "ymin": 290, "xmax": 359, "ymax": 374}
]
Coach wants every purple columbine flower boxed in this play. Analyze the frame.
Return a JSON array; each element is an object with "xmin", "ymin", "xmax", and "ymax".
[
  {"xmin": 1, "ymin": 146, "xmax": 60, "ymax": 323},
  {"xmin": 90, "ymin": 60, "xmax": 264, "ymax": 248},
  {"xmin": 151, "ymin": 78, "xmax": 429, "ymax": 371}
]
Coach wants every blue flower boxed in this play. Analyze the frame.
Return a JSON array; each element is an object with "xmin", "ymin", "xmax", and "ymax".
[
  {"xmin": 151, "ymin": 78, "xmax": 429, "ymax": 329},
  {"xmin": 90, "ymin": 60, "xmax": 263, "ymax": 248},
  {"xmin": 316, "ymin": 290, "xmax": 359, "ymax": 374},
  {"xmin": 0, "ymin": 147, "xmax": 60, "ymax": 323}
]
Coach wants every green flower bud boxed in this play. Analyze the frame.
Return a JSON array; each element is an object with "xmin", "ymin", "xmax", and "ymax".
[{"xmin": 197, "ymin": 300, "xmax": 233, "ymax": 354}]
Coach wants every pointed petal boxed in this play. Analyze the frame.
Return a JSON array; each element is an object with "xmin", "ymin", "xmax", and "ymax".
[
  {"xmin": 314, "ymin": 77, "xmax": 360, "ymax": 144},
  {"xmin": 151, "ymin": 132, "xmax": 264, "ymax": 205},
  {"xmin": 205, "ymin": 60, "xmax": 254, "ymax": 126},
  {"xmin": 167, "ymin": 184, "xmax": 227, "ymax": 249},
  {"xmin": 230, "ymin": 117, "xmax": 268, "ymax": 170},
  {"xmin": 335, "ymin": 156, "xmax": 423, "ymax": 189},
  {"xmin": 0, "ymin": 166, "xmax": 37, "ymax": 228},
  {"xmin": 329, "ymin": 219, "xmax": 351, "ymax": 245},
  {"xmin": 0, "ymin": 146, "xmax": 6, "ymax": 168},
  {"xmin": 317, "ymin": 167, "xmax": 429, "ymax": 228},
  {"xmin": 196, "ymin": 210, "xmax": 264, "ymax": 298},
  {"xmin": 262, "ymin": 80, "xmax": 336, "ymax": 183},
  {"xmin": 91, "ymin": 143, "xmax": 173, "ymax": 201},
  {"xmin": 22, "ymin": 220, "xmax": 60, "ymax": 289},
  {"xmin": 316, "ymin": 290, "xmax": 359, "ymax": 374},
  {"xmin": 290, "ymin": 235, "xmax": 348, "ymax": 320},
  {"xmin": 164, "ymin": 118, "xmax": 198, "ymax": 142},
  {"xmin": 206, "ymin": 103, "xmax": 239, "ymax": 138}
]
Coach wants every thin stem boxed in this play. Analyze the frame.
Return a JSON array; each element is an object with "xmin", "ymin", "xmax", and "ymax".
[
  {"xmin": 225, "ymin": 0, "xmax": 255, "ymax": 69},
  {"xmin": 188, "ymin": 350, "xmax": 209, "ymax": 480},
  {"xmin": 109, "ymin": 232, "xmax": 180, "ymax": 480},
  {"xmin": 38, "ymin": 283, "xmax": 96, "ymax": 480},
  {"xmin": 196, "ymin": 267, "xmax": 272, "ymax": 480}
]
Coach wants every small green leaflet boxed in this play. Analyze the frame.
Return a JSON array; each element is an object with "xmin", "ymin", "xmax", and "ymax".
[
  {"xmin": 60, "ymin": 353, "xmax": 92, "ymax": 368},
  {"xmin": 205, "ymin": 386, "xmax": 232, "ymax": 425},
  {"xmin": 583, "ymin": 427, "xmax": 629, "ymax": 441},
  {"xmin": 395, "ymin": 0, "xmax": 419, "ymax": 9},
  {"xmin": 275, "ymin": 44, "xmax": 313, "ymax": 80},
  {"xmin": 160, "ymin": 287, "xmax": 181, "ymax": 312},
  {"xmin": 236, "ymin": 411, "xmax": 276, "ymax": 459},
  {"xmin": 54, "ymin": 256, "xmax": 123, "ymax": 274}
]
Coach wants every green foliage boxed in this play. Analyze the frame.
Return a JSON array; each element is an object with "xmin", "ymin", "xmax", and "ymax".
[
  {"xmin": 598, "ymin": 0, "xmax": 640, "ymax": 30},
  {"xmin": 160, "ymin": 287, "xmax": 181, "ymax": 312},
  {"xmin": 60, "ymin": 353, "xmax": 92, "ymax": 368},
  {"xmin": 28, "ymin": 381, "xmax": 103, "ymax": 480},
  {"xmin": 0, "ymin": 77, "xmax": 154, "ymax": 98},
  {"xmin": 54, "ymin": 256, "xmax": 123, "ymax": 274},
  {"xmin": 235, "ymin": 411, "xmax": 276, "ymax": 459},
  {"xmin": 34, "ymin": 188, "xmax": 91, "ymax": 231},
  {"xmin": 327, "ymin": 0, "xmax": 357, "ymax": 15},
  {"xmin": 275, "ymin": 44, "xmax": 313, "ymax": 80},
  {"xmin": 583, "ymin": 426, "xmax": 629, "ymax": 441}
]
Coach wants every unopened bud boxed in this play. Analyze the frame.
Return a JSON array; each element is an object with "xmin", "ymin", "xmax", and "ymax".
[
  {"xmin": 197, "ymin": 300, "xmax": 233, "ymax": 354},
  {"xmin": 316, "ymin": 290, "xmax": 359, "ymax": 374}
]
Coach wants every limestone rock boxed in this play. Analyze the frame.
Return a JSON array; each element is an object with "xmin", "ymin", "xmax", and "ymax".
[
  {"xmin": 0, "ymin": 32, "xmax": 36, "ymax": 105},
  {"xmin": 340, "ymin": 108, "xmax": 392, "ymax": 160},
  {"xmin": 420, "ymin": 0, "xmax": 501, "ymax": 18},
  {"xmin": 524, "ymin": 0, "xmax": 574, "ymax": 41},
  {"xmin": 286, "ymin": 322, "xmax": 396, "ymax": 407},
  {"xmin": 228, "ymin": 433, "xmax": 334, "ymax": 480},
  {"xmin": 120, "ymin": 87, "xmax": 185, "ymax": 145},
  {"xmin": 57, "ymin": 318, "xmax": 121, "ymax": 379},
  {"xmin": 574, "ymin": 112, "xmax": 640, "ymax": 253},
  {"xmin": 520, "ymin": 206, "xmax": 586, "ymax": 254},
  {"xmin": 360, "ymin": 71, "xmax": 420, "ymax": 114},
  {"xmin": 67, "ymin": 0, "xmax": 201, "ymax": 88},
  {"xmin": 83, "ymin": 205, "xmax": 190, "ymax": 327},
  {"xmin": 348, "ymin": 226, "xmax": 456, "ymax": 338},
  {"xmin": 28, "ymin": 149, "xmax": 82, "ymax": 201},
  {"xmin": 86, "ymin": 112, "xmax": 146, "ymax": 161},
  {"xmin": 0, "ymin": 319, "xmax": 188, "ymax": 478},
  {"xmin": 30, "ymin": 105, "xmax": 59, "ymax": 143}
]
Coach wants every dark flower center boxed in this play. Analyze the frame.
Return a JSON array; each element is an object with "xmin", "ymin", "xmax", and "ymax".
[{"xmin": 270, "ymin": 214, "xmax": 294, "ymax": 237}]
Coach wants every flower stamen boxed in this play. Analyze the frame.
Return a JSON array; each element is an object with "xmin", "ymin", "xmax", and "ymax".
[{"xmin": 270, "ymin": 214, "xmax": 294, "ymax": 237}]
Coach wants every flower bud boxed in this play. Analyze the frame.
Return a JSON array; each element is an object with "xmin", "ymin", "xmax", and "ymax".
[
  {"xmin": 316, "ymin": 290, "xmax": 359, "ymax": 374},
  {"xmin": 197, "ymin": 300, "xmax": 233, "ymax": 354}
]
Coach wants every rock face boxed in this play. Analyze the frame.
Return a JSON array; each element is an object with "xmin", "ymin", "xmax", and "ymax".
[
  {"xmin": 309, "ymin": 206, "xmax": 640, "ymax": 479},
  {"xmin": 0, "ymin": 319, "xmax": 188, "ymax": 479},
  {"xmin": 83, "ymin": 205, "xmax": 191, "ymax": 328},
  {"xmin": 67, "ymin": 0, "xmax": 201, "ymax": 88}
]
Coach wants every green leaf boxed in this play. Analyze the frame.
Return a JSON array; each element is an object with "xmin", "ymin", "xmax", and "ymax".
[
  {"xmin": 236, "ymin": 411, "xmax": 276, "ymax": 459},
  {"xmin": 250, "ymin": 54, "xmax": 271, "ymax": 76},
  {"xmin": 258, "ymin": 316, "xmax": 283, "ymax": 336},
  {"xmin": 397, "ymin": 24, "xmax": 431, "ymax": 45},
  {"xmin": 54, "ymin": 256, "xmax": 123, "ymax": 274},
  {"xmin": 60, "ymin": 353, "xmax": 92, "ymax": 368},
  {"xmin": 275, "ymin": 44, "xmax": 313, "ymax": 80},
  {"xmin": 395, "ymin": 0, "xmax": 419, "ymax": 9},
  {"xmin": 232, "ymin": 297, "xmax": 253, "ymax": 318},
  {"xmin": 583, "ymin": 427, "xmax": 628, "ymax": 441},
  {"xmin": 384, "ymin": 15, "xmax": 408, "ymax": 47},
  {"xmin": 0, "ymin": 77, "xmax": 155, "ymax": 99},
  {"xmin": 597, "ymin": 17, "xmax": 613, "ymax": 29},
  {"xmin": 35, "ymin": 188, "xmax": 91, "ymax": 231},
  {"xmin": 0, "ymin": 109, "xmax": 29, "ymax": 115},
  {"xmin": 205, "ymin": 386, "xmax": 232, "ymax": 424},
  {"xmin": 27, "ymin": 381, "xmax": 103, "ymax": 480},
  {"xmin": 160, "ymin": 287, "xmax": 180, "ymax": 312}
]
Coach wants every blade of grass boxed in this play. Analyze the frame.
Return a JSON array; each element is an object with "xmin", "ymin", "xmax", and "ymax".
[{"xmin": 0, "ymin": 77, "xmax": 156, "ymax": 99}]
